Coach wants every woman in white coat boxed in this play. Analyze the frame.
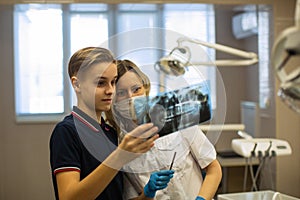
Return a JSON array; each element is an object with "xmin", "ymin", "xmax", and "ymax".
[{"xmin": 106, "ymin": 59, "xmax": 222, "ymax": 200}]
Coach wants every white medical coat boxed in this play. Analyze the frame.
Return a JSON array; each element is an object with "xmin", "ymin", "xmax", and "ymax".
[{"xmin": 122, "ymin": 125, "xmax": 217, "ymax": 200}]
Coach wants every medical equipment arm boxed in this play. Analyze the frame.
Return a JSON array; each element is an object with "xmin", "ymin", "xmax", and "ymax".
[
  {"xmin": 177, "ymin": 37, "xmax": 258, "ymax": 66},
  {"xmin": 271, "ymin": 0, "xmax": 300, "ymax": 114},
  {"xmin": 155, "ymin": 36, "xmax": 258, "ymax": 76}
]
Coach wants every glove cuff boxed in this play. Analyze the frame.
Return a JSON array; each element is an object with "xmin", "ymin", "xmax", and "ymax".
[
  {"xmin": 196, "ymin": 196, "xmax": 205, "ymax": 200},
  {"xmin": 144, "ymin": 184, "xmax": 156, "ymax": 198}
]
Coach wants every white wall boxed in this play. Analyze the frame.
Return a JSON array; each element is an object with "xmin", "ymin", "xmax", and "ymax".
[{"xmin": 0, "ymin": 1, "xmax": 299, "ymax": 199}]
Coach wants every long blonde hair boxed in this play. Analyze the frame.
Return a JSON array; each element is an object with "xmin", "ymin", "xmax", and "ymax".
[{"xmin": 105, "ymin": 59, "xmax": 150, "ymax": 135}]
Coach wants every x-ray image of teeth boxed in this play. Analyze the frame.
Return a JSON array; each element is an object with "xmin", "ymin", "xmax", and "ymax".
[{"xmin": 133, "ymin": 81, "xmax": 212, "ymax": 137}]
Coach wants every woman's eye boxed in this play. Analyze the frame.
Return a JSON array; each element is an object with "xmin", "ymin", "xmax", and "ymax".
[
  {"xmin": 111, "ymin": 80, "xmax": 116, "ymax": 86},
  {"xmin": 97, "ymin": 81, "xmax": 105, "ymax": 87},
  {"xmin": 133, "ymin": 86, "xmax": 142, "ymax": 93},
  {"xmin": 116, "ymin": 90, "xmax": 125, "ymax": 97}
]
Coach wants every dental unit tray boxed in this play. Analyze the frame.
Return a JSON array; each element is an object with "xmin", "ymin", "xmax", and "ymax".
[
  {"xmin": 231, "ymin": 138, "xmax": 292, "ymax": 158},
  {"xmin": 231, "ymin": 138, "xmax": 292, "ymax": 191}
]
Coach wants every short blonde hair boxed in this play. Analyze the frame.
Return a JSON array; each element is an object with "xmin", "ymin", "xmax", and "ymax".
[{"xmin": 68, "ymin": 47, "xmax": 116, "ymax": 79}]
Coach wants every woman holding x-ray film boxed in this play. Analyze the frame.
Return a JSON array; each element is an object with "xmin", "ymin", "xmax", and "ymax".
[{"xmin": 106, "ymin": 59, "xmax": 222, "ymax": 200}]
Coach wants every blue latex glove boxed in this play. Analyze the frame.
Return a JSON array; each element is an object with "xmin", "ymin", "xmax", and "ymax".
[
  {"xmin": 144, "ymin": 170, "xmax": 174, "ymax": 198},
  {"xmin": 195, "ymin": 196, "xmax": 205, "ymax": 200}
]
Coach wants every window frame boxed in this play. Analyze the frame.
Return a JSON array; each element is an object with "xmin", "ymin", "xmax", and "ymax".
[
  {"xmin": 14, "ymin": 3, "xmax": 216, "ymax": 123},
  {"xmin": 14, "ymin": 4, "xmax": 66, "ymax": 123}
]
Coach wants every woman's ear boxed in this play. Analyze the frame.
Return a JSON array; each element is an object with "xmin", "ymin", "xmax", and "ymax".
[{"xmin": 71, "ymin": 76, "xmax": 80, "ymax": 92}]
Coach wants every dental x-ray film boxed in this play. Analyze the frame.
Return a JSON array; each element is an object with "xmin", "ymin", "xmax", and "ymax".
[{"xmin": 134, "ymin": 81, "xmax": 212, "ymax": 137}]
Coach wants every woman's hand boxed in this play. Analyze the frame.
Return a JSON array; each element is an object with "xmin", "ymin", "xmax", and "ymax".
[
  {"xmin": 144, "ymin": 170, "xmax": 175, "ymax": 198},
  {"xmin": 119, "ymin": 123, "xmax": 159, "ymax": 154},
  {"xmin": 107, "ymin": 123, "xmax": 159, "ymax": 167}
]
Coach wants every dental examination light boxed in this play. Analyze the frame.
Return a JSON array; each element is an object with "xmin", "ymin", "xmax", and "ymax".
[
  {"xmin": 271, "ymin": 0, "xmax": 300, "ymax": 114},
  {"xmin": 155, "ymin": 37, "xmax": 258, "ymax": 76}
]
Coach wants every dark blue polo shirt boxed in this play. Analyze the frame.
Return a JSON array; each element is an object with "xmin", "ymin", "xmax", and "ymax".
[{"xmin": 50, "ymin": 106, "xmax": 123, "ymax": 200}]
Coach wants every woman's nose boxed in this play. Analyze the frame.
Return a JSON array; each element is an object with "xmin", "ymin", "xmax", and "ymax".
[
  {"xmin": 106, "ymin": 83, "xmax": 114, "ymax": 94},
  {"xmin": 126, "ymin": 90, "xmax": 133, "ymax": 99}
]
